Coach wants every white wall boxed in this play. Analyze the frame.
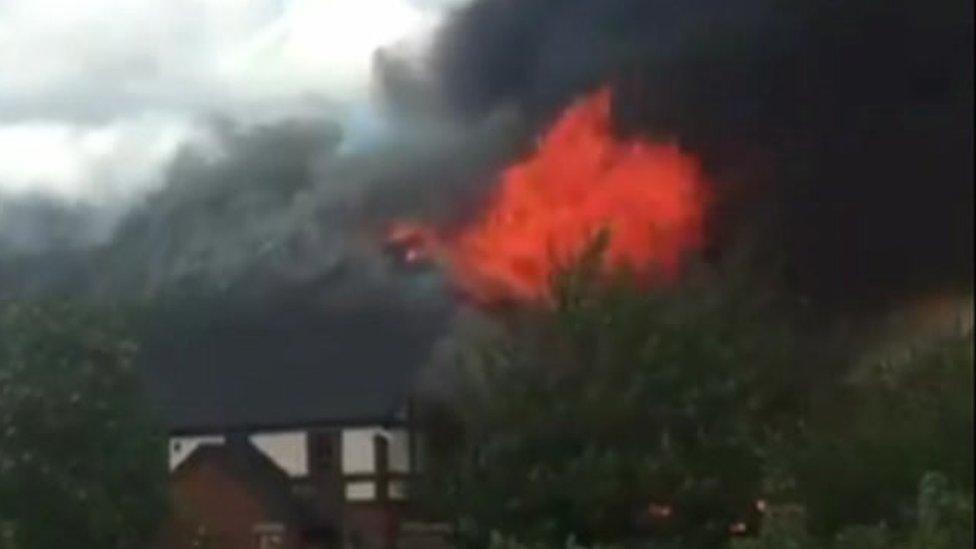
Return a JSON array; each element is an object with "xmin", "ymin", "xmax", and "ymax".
[
  {"xmin": 342, "ymin": 428, "xmax": 380, "ymax": 474},
  {"xmin": 169, "ymin": 435, "xmax": 224, "ymax": 470},
  {"xmin": 170, "ymin": 426, "xmax": 411, "ymax": 480},
  {"xmin": 250, "ymin": 431, "xmax": 308, "ymax": 477},
  {"xmin": 387, "ymin": 429, "xmax": 411, "ymax": 474},
  {"xmin": 169, "ymin": 431, "xmax": 309, "ymax": 476},
  {"xmin": 341, "ymin": 427, "xmax": 411, "ymax": 474},
  {"xmin": 345, "ymin": 480, "xmax": 376, "ymax": 501}
]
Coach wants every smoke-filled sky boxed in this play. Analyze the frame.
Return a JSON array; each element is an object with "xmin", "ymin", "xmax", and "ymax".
[
  {"xmin": 0, "ymin": 0, "xmax": 467, "ymax": 204},
  {"xmin": 1, "ymin": 0, "xmax": 971, "ymax": 313},
  {"xmin": 1, "ymin": 1, "xmax": 970, "ymax": 426}
]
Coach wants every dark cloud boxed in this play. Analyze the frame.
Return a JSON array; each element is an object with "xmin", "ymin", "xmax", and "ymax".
[{"xmin": 421, "ymin": 0, "xmax": 974, "ymax": 309}]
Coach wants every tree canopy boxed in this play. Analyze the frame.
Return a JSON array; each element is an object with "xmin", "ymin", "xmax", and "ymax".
[
  {"xmin": 416, "ymin": 246, "xmax": 973, "ymax": 548},
  {"xmin": 0, "ymin": 301, "xmax": 168, "ymax": 549}
]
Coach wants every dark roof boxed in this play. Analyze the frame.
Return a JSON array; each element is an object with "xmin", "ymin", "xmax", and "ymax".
[{"xmin": 138, "ymin": 299, "xmax": 446, "ymax": 433}]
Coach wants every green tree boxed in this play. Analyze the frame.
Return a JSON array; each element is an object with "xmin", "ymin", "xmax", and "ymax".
[
  {"xmin": 734, "ymin": 472, "xmax": 973, "ymax": 549},
  {"xmin": 731, "ymin": 324, "xmax": 973, "ymax": 548},
  {"xmin": 416, "ymin": 240, "xmax": 972, "ymax": 548},
  {"xmin": 418, "ymin": 244, "xmax": 814, "ymax": 547},
  {"xmin": 0, "ymin": 301, "xmax": 169, "ymax": 548},
  {"xmin": 785, "ymin": 328, "xmax": 974, "ymax": 538}
]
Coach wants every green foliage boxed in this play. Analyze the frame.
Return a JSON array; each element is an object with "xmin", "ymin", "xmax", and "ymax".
[
  {"xmin": 730, "ymin": 505, "xmax": 817, "ymax": 549},
  {"xmin": 420, "ymin": 247, "xmax": 810, "ymax": 547},
  {"xmin": 0, "ymin": 301, "xmax": 169, "ymax": 549},
  {"xmin": 733, "ymin": 472, "xmax": 973, "ymax": 549},
  {"xmin": 487, "ymin": 531, "xmax": 615, "ymax": 549},
  {"xmin": 733, "ymin": 327, "xmax": 974, "ymax": 548},
  {"xmin": 419, "ymin": 235, "xmax": 973, "ymax": 548},
  {"xmin": 787, "ymin": 328, "xmax": 974, "ymax": 536},
  {"xmin": 905, "ymin": 471, "xmax": 973, "ymax": 549}
]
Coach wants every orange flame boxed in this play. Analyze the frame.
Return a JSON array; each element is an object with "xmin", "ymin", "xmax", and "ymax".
[
  {"xmin": 388, "ymin": 87, "xmax": 708, "ymax": 305},
  {"xmin": 386, "ymin": 220, "xmax": 440, "ymax": 266}
]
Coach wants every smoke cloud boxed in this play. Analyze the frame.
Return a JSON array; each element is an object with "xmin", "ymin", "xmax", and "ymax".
[
  {"xmin": 3, "ymin": 0, "xmax": 972, "ymax": 318},
  {"xmin": 418, "ymin": 0, "xmax": 973, "ymax": 309},
  {"xmin": 0, "ymin": 104, "xmax": 522, "ymax": 313},
  {"xmin": 0, "ymin": 0, "xmax": 495, "ymax": 307},
  {"xmin": 0, "ymin": 0, "xmax": 472, "ymax": 253}
]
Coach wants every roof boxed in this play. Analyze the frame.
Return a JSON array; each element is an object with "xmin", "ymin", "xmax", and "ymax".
[{"xmin": 138, "ymin": 298, "xmax": 446, "ymax": 434}]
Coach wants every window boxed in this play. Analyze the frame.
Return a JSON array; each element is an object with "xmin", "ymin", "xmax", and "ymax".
[
  {"xmin": 345, "ymin": 481, "xmax": 376, "ymax": 501},
  {"xmin": 254, "ymin": 522, "xmax": 285, "ymax": 549},
  {"xmin": 389, "ymin": 480, "xmax": 408, "ymax": 501}
]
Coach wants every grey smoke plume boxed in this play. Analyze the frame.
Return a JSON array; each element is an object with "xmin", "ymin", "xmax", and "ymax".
[
  {"xmin": 0, "ymin": 195, "xmax": 117, "ymax": 253},
  {"xmin": 0, "ymin": 0, "xmax": 490, "ymax": 305},
  {"xmin": 0, "ymin": 96, "xmax": 522, "ymax": 313}
]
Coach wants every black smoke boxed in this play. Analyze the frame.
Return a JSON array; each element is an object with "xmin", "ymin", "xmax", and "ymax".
[
  {"xmin": 4, "ymin": 0, "xmax": 971, "ymax": 329},
  {"xmin": 415, "ymin": 0, "xmax": 974, "ymax": 310}
]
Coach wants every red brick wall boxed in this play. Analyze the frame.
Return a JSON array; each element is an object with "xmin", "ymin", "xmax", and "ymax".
[
  {"xmin": 159, "ymin": 460, "xmax": 301, "ymax": 549},
  {"xmin": 343, "ymin": 503, "xmax": 403, "ymax": 549}
]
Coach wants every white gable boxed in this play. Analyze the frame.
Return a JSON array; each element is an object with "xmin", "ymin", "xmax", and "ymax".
[{"xmin": 251, "ymin": 431, "xmax": 309, "ymax": 477}]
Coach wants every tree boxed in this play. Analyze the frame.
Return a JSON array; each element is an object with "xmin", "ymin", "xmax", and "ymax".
[
  {"xmin": 0, "ymin": 301, "xmax": 169, "ymax": 549},
  {"xmin": 417, "ymin": 244, "xmax": 816, "ymax": 547},
  {"xmin": 415, "ymin": 240, "xmax": 973, "ymax": 547},
  {"xmin": 777, "ymin": 326, "xmax": 974, "ymax": 541},
  {"xmin": 733, "ymin": 472, "xmax": 974, "ymax": 549}
]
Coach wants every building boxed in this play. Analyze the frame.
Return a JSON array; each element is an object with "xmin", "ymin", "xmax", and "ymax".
[
  {"xmin": 139, "ymin": 301, "xmax": 447, "ymax": 549},
  {"xmin": 158, "ymin": 436, "xmax": 322, "ymax": 548}
]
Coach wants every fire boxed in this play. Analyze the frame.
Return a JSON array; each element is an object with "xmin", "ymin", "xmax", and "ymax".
[
  {"xmin": 385, "ymin": 220, "xmax": 440, "ymax": 266},
  {"xmin": 388, "ymin": 87, "xmax": 708, "ymax": 304}
]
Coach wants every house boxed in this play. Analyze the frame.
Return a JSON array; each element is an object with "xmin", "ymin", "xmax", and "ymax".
[
  {"xmin": 158, "ymin": 435, "xmax": 322, "ymax": 548},
  {"xmin": 139, "ymin": 299, "xmax": 449, "ymax": 549}
]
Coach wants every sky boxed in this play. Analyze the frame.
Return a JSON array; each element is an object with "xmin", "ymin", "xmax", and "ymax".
[{"xmin": 0, "ymin": 0, "xmax": 468, "ymax": 205}]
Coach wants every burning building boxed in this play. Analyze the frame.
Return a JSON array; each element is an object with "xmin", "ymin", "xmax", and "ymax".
[
  {"xmin": 1, "ymin": 0, "xmax": 970, "ymax": 547},
  {"xmin": 385, "ymin": 0, "xmax": 974, "ymax": 313},
  {"xmin": 140, "ymin": 300, "xmax": 447, "ymax": 549},
  {"xmin": 145, "ymin": 0, "xmax": 970, "ymax": 543},
  {"xmin": 386, "ymin": 87, "xmax": 709, "ymax": 305}
]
